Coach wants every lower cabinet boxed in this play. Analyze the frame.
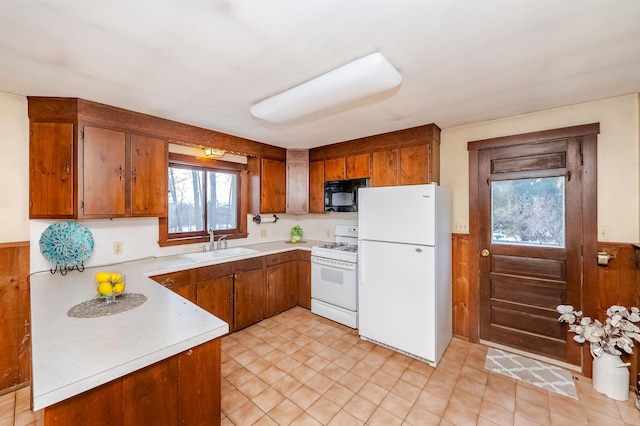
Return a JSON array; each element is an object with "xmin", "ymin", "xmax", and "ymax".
[
  {"xmin": 150, "ymin": 269, "xmax": 196, "ymax": 303},
  {"xmin": 234, "ymin": 258, "xmax": 265, "ymax": 330},
  {"xmin": 297, "ymin": 251, "xmax": 311, "ymax": 309},
  {"xmin": 195, "ymin": 263, "xmax": 234, "ymax": 330},
  {"xmin": 43, "ymin": 338, "xmax": 221, "ymax": 426},
  {"xmin": 265, "ymin": 252, "xmax": 298, "ymax": 317}
]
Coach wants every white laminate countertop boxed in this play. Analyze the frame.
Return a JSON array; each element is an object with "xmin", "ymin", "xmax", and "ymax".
[{"xmin": 30, "ymin": 240, "xmax": 318, "ymax": 410}]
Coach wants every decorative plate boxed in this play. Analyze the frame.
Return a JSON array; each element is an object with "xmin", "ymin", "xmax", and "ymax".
[{"xmin": 39, "ymin": 222, "xmax": 94, "ymax": 269}]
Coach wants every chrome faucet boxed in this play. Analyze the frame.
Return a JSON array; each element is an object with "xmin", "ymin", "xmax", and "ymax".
[{"xmin": 216, "ymin": 234, "xmax": 228, "ymax": 250}]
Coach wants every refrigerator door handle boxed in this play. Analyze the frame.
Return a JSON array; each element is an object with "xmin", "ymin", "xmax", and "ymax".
[{"xmin": 415, "ymin": 248, "xmax": 423, "ymax": 252}]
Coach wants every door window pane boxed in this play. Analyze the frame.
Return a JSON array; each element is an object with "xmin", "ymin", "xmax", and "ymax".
[
  {"xmin": 491, "ymin": 177, "xmax": 565, "ymax": 247},
  {"xmin": 168, "ymin": 167, "xmax": 205, "ymax": 233},
  {"xmin": 207, "ymin": 171, "xmax": 237, "ymax": 230}
]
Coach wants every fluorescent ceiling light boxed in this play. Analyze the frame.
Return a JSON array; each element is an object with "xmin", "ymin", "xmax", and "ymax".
[{"xmin": 250, "ymin": 52, "xmax": 402, "ymax": 124}]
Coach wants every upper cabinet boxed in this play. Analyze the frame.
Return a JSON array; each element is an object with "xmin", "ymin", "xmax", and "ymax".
[
  {"xmin": 28, "ymin": 98, "xmax": 168, "ymax": 219},
  {"xmin": 248, "ymin": 157, "xmax": 286, "ymax": 214},
  {"xmin": 285, "ymin": 149, "xmax": 309, "ymax": 214},
  {"xmin": 324, "ymin": 157, "xmax": 345, "ymax": 181},
  {"xmin": 346, "ymin": 153, "xmax": 370, "ymax": 179},
  {"xmin": 308, "ymin": 161, "xmax": 325, "ymax": 214}
]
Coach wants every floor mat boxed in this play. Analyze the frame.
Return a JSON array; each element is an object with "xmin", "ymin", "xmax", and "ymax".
[{"xmin": 485, "ymin": 348, "xmax": 578, "ymax": 399}]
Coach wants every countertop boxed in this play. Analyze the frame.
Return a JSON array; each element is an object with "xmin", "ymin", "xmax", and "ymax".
[{"xmin": 30, "ymin": 240, "xmax": 319, "ymax": 410}]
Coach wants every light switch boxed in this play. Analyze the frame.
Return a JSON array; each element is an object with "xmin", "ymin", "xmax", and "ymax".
[{"xmin": 599, "ymin": 226, "xmax": 610, "ymax": 241}]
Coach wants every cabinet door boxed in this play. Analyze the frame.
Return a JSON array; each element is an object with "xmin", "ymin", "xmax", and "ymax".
[
  {"xmin": 399, "ymin": 144, "xmax": 429, "ymax": 185},
  {"xmin": 150, "ymin": 270, "xmax": 195, "ymax": 303},
  {"xmin": 131, "ymin": 134, "xmax": 167, "ymax": 216},
  {"xmin": 261, "ymin": 158, "xmax": 286, "ymax": 213},
  {"xmin": 123, "ymin": 357, "xmax": 178, "ymax": 425},
  {"xmin": 371, "ymin": 149, "xmax": 398, "ymax": 187},
  {"xmin": 346, "ymin": 153, "xmax": 371, "ymax": 179},
  {"xmin": 266, "ymin": 260, "xmax": 297, "ymax": 317},
  {"xmin": 324, "ymin": 157, "xmax": 345, "ymax": 181},
  {"xmin": 309, "ymin": 160, "xmax": 325, "ymax": 214},
  {"xmin": 82, "ymin": 126, "xmax": 126, "ymax": 216},
  {"xmin": 297, "ymin": 251, "xmax": 311, "ymax": 309},
  {"xmin": 177, "ymin": 338, "xmax": 221, "ymax": 426},
  {"xmin": 44, "ymin": 378, "xmax": 122, "ymax": 426},
  {"xmin": 234, "ymin": 268, "xmax": 264, "ymax": 330},
  {"xmin": 197, "ymin": 275, "xmax": 234, "ymax": 329},
  {"xmin": 286, "ymin": 150, "xmax": 309, "ymax": 213},
  {"xmin": 30, "ymin": 122, "xmax": 75, "ymax": 218}
]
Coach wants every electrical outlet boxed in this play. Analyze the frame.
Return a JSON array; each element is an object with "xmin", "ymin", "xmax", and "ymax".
[
  {"xmin": 113, "ymin": 242, "xmax": 123, "ymax": 254},
  {"xmin": 326, "ymin": 229, "xmax": 331, "ymax": 238},
  {"xmin": 260, "ymin": 229, "xmax": 267, "ymax": 238},
  {"xmin": 599, "ymin": 226, "xmax": 610, "ymax": 241}
]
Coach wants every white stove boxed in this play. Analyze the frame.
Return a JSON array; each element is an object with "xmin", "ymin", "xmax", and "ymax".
[{"xmin": 311, "ymin": 225, "xmax": 359, "ymax": 328}]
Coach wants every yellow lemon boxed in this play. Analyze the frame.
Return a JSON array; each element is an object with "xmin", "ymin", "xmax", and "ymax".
[
  {"xmin": 113, "ymin": 283, "xmax": 126, "ymax": 294},
  {"xmin": 97, "ymin": 281, "xmax": 113, "ymax": 296},
  {"xmin": 94, "ymin": 271, "xmax": 111, "ymax": 283},
  {"xmin": 110, "ymin": 273, "xmax": 123, "ymax": 284}
]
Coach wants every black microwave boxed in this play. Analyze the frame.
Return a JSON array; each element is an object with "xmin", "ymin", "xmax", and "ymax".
[{"xmin": 324, "ymin": 178, "xmax": 370, "ymax": 212}]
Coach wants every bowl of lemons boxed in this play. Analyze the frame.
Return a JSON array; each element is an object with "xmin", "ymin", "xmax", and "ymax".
[{"xmin": 94, "ymin": 271, "xmax": 126, "ymax": 304}]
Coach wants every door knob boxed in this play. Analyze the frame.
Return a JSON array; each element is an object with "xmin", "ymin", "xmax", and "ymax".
[{"xmin": 481, "ymin": 249, "xmax": 490, "ymax": 257}]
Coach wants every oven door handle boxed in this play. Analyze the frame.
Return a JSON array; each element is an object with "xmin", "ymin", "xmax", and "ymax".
[{"xmin": 311, "ymin": 256, "xmax": 355, "ymax": 270}]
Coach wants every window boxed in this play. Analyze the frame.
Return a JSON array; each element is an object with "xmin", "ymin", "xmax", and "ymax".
[{"xmin": 159, "ymin": 153, "xmax": 247, "ymax": 246}]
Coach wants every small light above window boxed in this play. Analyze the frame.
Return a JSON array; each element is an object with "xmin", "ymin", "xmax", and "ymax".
[{"xmin": 203, "ymin": 147, "xmax": 226, "ymax": 158}]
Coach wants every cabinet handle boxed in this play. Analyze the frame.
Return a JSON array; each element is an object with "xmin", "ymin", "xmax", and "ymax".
[
  {"xmin": 118, "ymin": 166, "xmax": 123, "ymax": 181},
  {"xmin": 63, "ymin": 163, "xmax": 70, "ymax": 174},
  {"xmin": 133, "ymin": 167, "xmax": 137, "ymax": 183},
  {"xmin": 162, "ymin": 278, "xmax": 174, "ymax": 287}
]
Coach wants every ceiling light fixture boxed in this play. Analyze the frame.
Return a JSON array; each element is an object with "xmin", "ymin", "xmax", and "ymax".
[
  {"xmin": 203, "ymin": 147, "xmax": 226, "ymax": 158},
  {"xmin": 250, "ymin": 52, "xmax": 402, "ymax": 124}
]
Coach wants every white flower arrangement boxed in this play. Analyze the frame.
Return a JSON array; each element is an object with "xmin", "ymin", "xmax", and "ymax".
[{"xmin": 557, "ymin": 304, "xmax": 640, "ymax": 357}]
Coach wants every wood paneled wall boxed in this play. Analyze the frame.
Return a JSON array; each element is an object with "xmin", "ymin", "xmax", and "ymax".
[
  {"xmin": 0, "ymin": 241, "xmax": 31, "ymax": 392},
  {"xmin": 452, "ymin": 235, "xmax": 640, "ymax": 387}
]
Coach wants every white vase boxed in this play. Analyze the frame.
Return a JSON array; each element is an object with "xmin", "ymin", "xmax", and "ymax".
[{"xmin": 592, "ymin": 353, "xmax": 630, "ymax": 401}]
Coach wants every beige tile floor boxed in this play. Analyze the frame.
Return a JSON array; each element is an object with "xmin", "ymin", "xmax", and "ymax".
[{"xmin": 2, "ymin": 306, "xmax": 639, "ymax": 425}]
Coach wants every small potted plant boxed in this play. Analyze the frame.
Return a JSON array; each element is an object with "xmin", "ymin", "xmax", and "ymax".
[
  {"xmin": 558, "ymin": 304, "xmax": 640, "ymax": 401},
  {"xmin": 290, "ymin": 225, "xmax": 303, "ymax": 243}
]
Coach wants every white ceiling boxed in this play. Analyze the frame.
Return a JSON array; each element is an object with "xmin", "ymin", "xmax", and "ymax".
[{"xmin": 1, "ymin": 1, "xmax": 639, "ymax": 149}]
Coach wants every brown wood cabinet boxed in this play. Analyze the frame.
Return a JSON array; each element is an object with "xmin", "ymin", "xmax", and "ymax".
[
  {"xmin": 309, "ymin": 160, "xmax": 325, "ymax": 214},
  {"xmin": 0, "ymin": 242, "xmax": 31, "ymax": 392},
  {"xmin": 286, "ymin": 149, "xmax": 309, "ymax": 213},
  {"xmin": 233, "ymin": 257, "xmax": 265, "ymax": 330},
  {"xmin": 371, "ymin": 149, "xmax": 398, "ymax": 187},
  {"xmin": 370, "ymin": 144, "xmax": 436, "ymax": 187},
  {"xmin": 346, "ymin": 153, "xmax": 370, "ymax": 179},
  {"xmin": 28, "ymin": 98, "xmax": 168, "ymax": 219},
  {"xmin": 324, "ymin": 157, "xmax": 345, "ymax": 181},
  {"xmin": 265, "ymin": 252, "xmax": 298, "ymax": 317},
  {"xmin": 43, "ymin": 338, "xmax": 221, "ymax": 426},
  {"xmin": 248, "ymin": 157, "xmax": 286, "ymax": 214},
  {"xmin": 196, "ymin": 263, "xmax": 234, "ymax": 330},
  {"xmin": 150, "ymin": 270, "xmax": 196, "ymax": 303},
  {"xmin": 297, "ymin": 250, "xmax": 311, "ymax": 309}
]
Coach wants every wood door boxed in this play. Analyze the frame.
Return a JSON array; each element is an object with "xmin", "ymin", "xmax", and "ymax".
[
  {"xmin": 82, "ymin": 126, "xmax": 126, "ymax": 216},
  {"xmin": 324, "ymin": 157, "xmax": 345, "ymax": 180},
  {"xmin": 44, "ymin": 378, "xmax": 122, "ymax": 426},
  {"xmin": 399, "ymin": 144, "xmax": 429, "ymax": 185},
  {"xmin": 309, "ymin": 160, "xmax": 325, "ymax": 213},
  {"xmin": 346, "ymin": 153, "xmax": 371, "ymax": 179},
  {"xmin": 261, "ymin": 158, "xmax": 286, "ymax": 213},
  {"xmin": 478, "ymin": 139, "xmax": 583, "ymax": 365},
  {"xmin": 286, "ymin": 150, "xmax": 309, "ymax": 213},
  {"xmin": 266, "ymin": 260, "xmax": 297, "ymax": 317},
  {"xmin": 130, "ymin": 134, "xmax": 167, "ymax": 216},
  {"xmin": 297, "ymin": 251, "xmax": 311, "ymax": 309},
  {"xmin": 197, "ymin": 275, "xmax": 234, "ymax": 328},
  {"xmin": 371, "ymin": 149, "xmax": 398, "ymax": 187},
  {"xmin": 177, "ymin": 338, "xmax": 221, "ymax": 426},
  {"xmin": 30, "ymin": 122, "xmax": 74, "ymax": 218},
  {"xmin": 234, "ymin": 268, "xmax": 264, "ymax": 330},
  {"xmin": 123, "ymin": 357, "xmax": 178, "ymax": 425}
]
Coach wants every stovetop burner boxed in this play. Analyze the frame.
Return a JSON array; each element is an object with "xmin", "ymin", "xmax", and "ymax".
[{"xmin": 317, "ymin": 242, "xmax": 357, "ymax": 252}]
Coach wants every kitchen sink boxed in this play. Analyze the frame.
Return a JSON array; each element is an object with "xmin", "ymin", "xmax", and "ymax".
[
  {"xmin": 215, "ymin": 247, "xmax": 259, "ymax": 257},
  {"xmin": 180, "ymin": 247, "xmax": 258, "ymax": 262},
  {"xmin": 180, "ymin": 251, "xmax": 230, "ymax": 262}
]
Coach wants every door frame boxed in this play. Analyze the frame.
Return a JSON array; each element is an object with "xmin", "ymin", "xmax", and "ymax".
[{"xmin": 467, "ymin": 123, "xmax": 599, "ymax": 375}]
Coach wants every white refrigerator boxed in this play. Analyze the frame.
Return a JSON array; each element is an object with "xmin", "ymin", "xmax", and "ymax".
[{"xmin": 358, "ymin": 183, "xmax": 451, "ymax": 367}]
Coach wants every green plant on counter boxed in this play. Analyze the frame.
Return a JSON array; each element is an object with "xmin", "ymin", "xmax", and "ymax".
[{"xmin": 290, "ymin": 225, "xmax": 303, "ymax": 241}]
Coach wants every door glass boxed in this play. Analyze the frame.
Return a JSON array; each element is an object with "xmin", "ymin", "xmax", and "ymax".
[{"xmin": 491, "ymin": 177, "xmax": 565, "ymax": 247}]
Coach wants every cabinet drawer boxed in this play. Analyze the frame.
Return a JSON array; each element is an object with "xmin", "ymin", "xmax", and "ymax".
[
  {"xmin": 233, "ymin": 257, "xmax": 264, "ymax": 272},
  {"xmin": 297, "ymin": 250, "xmax": 311, "ymax": 261},
  {"xmin": 283, "ymin": 251, "xmax": 297, "ymax": 262},
  {"xmin": 195, "ymin": 263, "xmax": 233, "ymax": 282},
  {"xmin": 265, "ymin": 253, "xmax": 283, "ymax": 267},
  {"xmin": 151, "ymin": 270, "xmax": 192, "ymax": 288}
]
